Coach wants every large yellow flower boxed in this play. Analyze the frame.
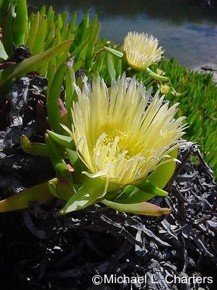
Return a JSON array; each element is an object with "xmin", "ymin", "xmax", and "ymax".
[
  {"xmin": 123, "ymin": 31, "xmax": 163, "ymax": 70},
  {"xmin": 71, "ymin": 75, "xmax": 185, "ymax": 187}
]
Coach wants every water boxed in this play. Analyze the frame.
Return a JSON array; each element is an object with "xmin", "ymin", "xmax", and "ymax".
[{"xmin": 29, "ymin": 0, "xmax": 217, "ymax": 67}]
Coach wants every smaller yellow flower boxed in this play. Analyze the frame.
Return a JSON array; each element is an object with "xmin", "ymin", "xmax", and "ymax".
[
  {"xmin": 160, "ymin": 84, "xmax": 171, "ymax": 94},
  {"xmin": 123, "ymin": 31, "xmax": 163, "ymax": 70}
]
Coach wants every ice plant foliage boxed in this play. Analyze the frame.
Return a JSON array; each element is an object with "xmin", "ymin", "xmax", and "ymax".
[
  {"xmin": 123, "ymin": 32, "xmax": 164, "ymax": 70},
  {"xmin": 71, "ymin": 75, "xmax": 185, "ymax": 188}
]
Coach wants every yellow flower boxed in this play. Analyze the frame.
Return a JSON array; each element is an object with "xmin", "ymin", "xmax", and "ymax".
[
  {"xmin": 71, "ymin": 75, "xmax": 185, "ymax": 187},
  {"xmin": 123, "ymin": 31, "xmax": 163, "ymax": 70},
  {"xmin": 160, "ymin": 84, "xmax": 171, "ymax": 94}
]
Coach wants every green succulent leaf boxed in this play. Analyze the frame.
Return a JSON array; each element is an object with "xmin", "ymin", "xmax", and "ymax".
[
  {"xmin": 31, "ymin": 13, "xmax": 47, "ymax": 55},
  {"xmin": 47, "ymin": 63, "xmax": 66, "ymax": 133},
  {"xmin": 48, "ymin": 178, "xmax": 59, "ymax": 198},
  {"xmin": 66, "ymin": 148, "xmax": 85, "ymax": 171},
  {"xmin": 26, "ymin": 12, "xmax": 40, "ymax": 53},
  {"xmin": 0, "ymin": 0, "xmax": 10, "ymax": 21},
  {"xmin": 65, "ymin": 61, "xmax": 76, "ymax": 114},
  {"xmin": 148, "ymin": 148, "xmax": 178, "ymax": 189},
  {"xmin": 102, "ymin": 199, "xmax": 171, "ymax": 216},
  {"xmin": 45, "ymin": 134, "xmax": 66, "ymax": 173},
  {"xmin": 0, "ymin": 40, "xmax": 8, "ymax": 60},
  {"xmin": 104, "ymin": 46, "xmax": 124, "ymax": 58},
  {"xmin": 20, "ymin": 135, "xmax": 48, "ymax": 157},
  {"xmin": 107, "ymin": 53, "xmax": 116, "ymax": 82},
  {"xmin": 85, "ymin": 15, "xmax": 100, "ymax": 68},
  {"xmin": 60, "ymin": 177, "xmax": 106, "ymax": 214},
  {"xmin": 0, "ymin": 39, "xmax": 73, "ymax": 93},
  {"xmin": 55, "ymin": 163, "xmax": 70, "ymax": 179},
  {"xmin": 48, "ymin": 177, "xmax": 75, "ymax": 201},
  {"xmin": 1, "ymin": 3, "xmax": 14, "ymax": 56},
  {"xmin": 47, "ymin": 130, "xmax": 74, "ymax": 149},
  {"xmin": 146, "ymin": 67, "xmax": 169, "ymax": 81},
  {"xmin": 112, "ymin": 185, "xmax": 156, "ymax": 204},
  {"xmin": 137, "ymin": 179, "xmax": 168, "ymax": 196},
  {"xmin": 0, "ymin": 179, "xmax": 56, "ymax": 213},
  {"xmin": 13, "ymin": 0, "xmax": 28, "ymax": 46},
  {"xmin": 109, "ymin": 179, "xmax": 169, "ymax": 204},
  {"xmin": 55, "ymin": 177, "xmax": 76, "ymax": 201}
]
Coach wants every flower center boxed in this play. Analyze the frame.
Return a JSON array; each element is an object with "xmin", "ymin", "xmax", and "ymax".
[{"xmin": 103, "ymin": 129, "xmax": 144, "ymax": 158}]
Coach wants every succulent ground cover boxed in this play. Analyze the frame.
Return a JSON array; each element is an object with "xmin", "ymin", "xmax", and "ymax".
[{"xmin": 0, "ymin": 1, "xmax": 216, "ymax": 289}]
